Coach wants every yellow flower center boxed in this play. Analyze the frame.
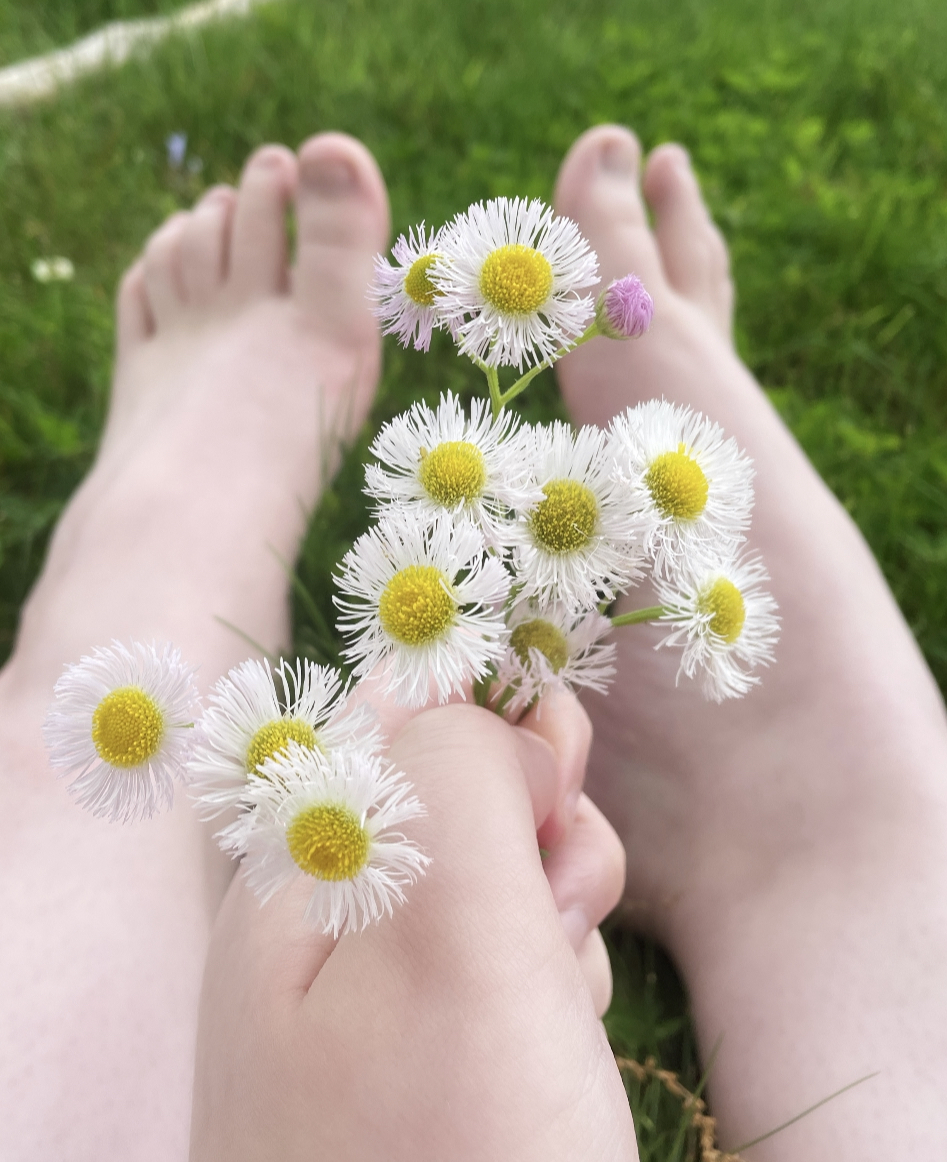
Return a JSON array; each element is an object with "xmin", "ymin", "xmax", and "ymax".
[
  {"xmin": 245, "ymin": 719, "xmax": 318, "ymax": 776},
  {"xmin": 510, "ymin": 619, "xmax": 570, "ymax": 673},
  {"xmin": 530, "ymin": 479, "xmax": 598, "ymax": 554},
  {"xmin": 418, "ymin": 440, "xmax": 487, "ymax": 507},
  {"xmin": 286, "ymin": 802, "xmax": 371, "ymax": 881},
  {"xmin": 403, "ymin": 254, "xmax": 439, "ymax": 306},
  {"xmin": 91, "ymin": 686, "xmax": 165, "ymax": 768},
  {"xmin": 645, "ymin": 445, "xmax": 709, "ymax": 521},
  {"xmin": 698, "ymin": 578, "xmax": 746, "ymax": 644},
  {"xmin": 480, "ymin": 244, "xmax": 553, "ymax": 315},
  {"xmin": 379, "ymin": 565, "xmax": 457, "ymax": 645}
]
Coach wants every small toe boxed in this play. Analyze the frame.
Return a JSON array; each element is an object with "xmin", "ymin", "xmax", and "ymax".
[
  {"xmin": 180, "ymin": 185, "xmax": 236, "ymax": 306},
  {"xmin": 141, "ymin": 211, "xmax": 190, "ymax": 328},
  {"xmin": 553, "ymin": 124, "xmax": 667, "ymax": 296},
  {"xmin": 293, "ymin": 132, "xmax": 390, "ymax": 345},
  {"xmin": 115, "ymin": 260, "xmax": 154, "ymax": 358},
  {"xmin": 227, "ymin": 144, "xmax": 297, "ymax": 299},
  {"xmin": 644, "ymin": 144, "xmax": 734, "ymax": 333}
]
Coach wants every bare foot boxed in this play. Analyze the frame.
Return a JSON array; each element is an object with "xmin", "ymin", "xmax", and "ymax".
[
  {"xmin": 0, "ymin": 134, "xmax": 388, "ymax": 1160},
  {"xmin": 554, "ymin": 125, "xmax": 947, "ymax": 1157}
]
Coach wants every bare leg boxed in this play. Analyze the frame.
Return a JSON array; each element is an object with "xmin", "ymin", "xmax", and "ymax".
[
  {"xmin": 554, "ymin": 125, "xmax": 947, "ymax": 1156},
  {"xmin": 0, "ymin": 134, "xmax": 389, "ymax": 1160}
]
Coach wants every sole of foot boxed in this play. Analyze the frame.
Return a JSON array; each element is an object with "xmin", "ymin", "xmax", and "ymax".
[{"xmin": 553, "ymin": 124, "xmax": 947, "ymax": 1156}]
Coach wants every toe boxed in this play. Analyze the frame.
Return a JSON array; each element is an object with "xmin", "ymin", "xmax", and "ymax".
[
  {"xmin": 293, "ymin": 132, "xmax": 390, "ymax": 346},
  {"xmin": 115, "ymin": 259, "xmax": 153, "ymax": 359},
  {"xmin": 553, "ymin": 124, "xmax": 667, "ymax": 299},
  {"xmin": 227, "ymin": 144, "xmax": 297, "ymax": 299},
  {"xmin": 180, "ymin": 185, "xmax": 236, "ymax": 306},
  {"xmin": 644, "ymin": 144, "xmax": 734, "ymax": 335},
  {"xmin": 141, "ymin": 211, "xmax": 189, "ymax": 328}
]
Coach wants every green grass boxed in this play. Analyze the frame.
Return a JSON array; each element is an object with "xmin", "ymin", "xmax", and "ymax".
[
  {"xmin": 2, "ymin": 0, "xmax": 947, "ymax": 1152},
  {"xmin": 0, "ymin": 0, "xmax": 192, "ymax": 66}
]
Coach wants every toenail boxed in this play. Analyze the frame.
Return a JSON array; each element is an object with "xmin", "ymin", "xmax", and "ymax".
[
  {"xmin": 600, "ymin": 137, "xmax": 638, "ymax": 176},
  {"xmin": 302, "ymin": 154, "xmax": 357, "ymax": 195}
]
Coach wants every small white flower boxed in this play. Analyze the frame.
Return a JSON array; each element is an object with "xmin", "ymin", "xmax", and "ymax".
[
  {"xmin": 432, "ymin": 197, "xmax": 598, "ymax": 369},
  {"xmin": 187, "ymin": 657, "xmax": 377, "ymax": 818},
  {"xmin": 31, "ymin": 256, "xmax": 74, "ymax": 283},
  {"xmin": 654, "ymin": 550, "xmax": 780, "ymax": 701},
  {"xmin": 496, "ymin": 598, "xmax": 616, "ymax": 713},
  {"xmin": 370, "ymin": 224, "xmax": 447, "ymax": 352},
  {"xmin": 510, "ymin": 421, "xmax": 646, "ymax": 608},
  {"xmin": 364, "ymin": 391, "xmax": 542, "ymax": 543},
  {"xmin": 335, "ymin": 512, "xmax": 510, "ymax": 708},
  {"xmin": 221, "ymin": 743, "xmax": 429, "ymax": 937},
  {"xmin": 610, "ymin": 400, "xmax": 754, "ymax": 573},
  {"xmin": 43, "ymin": 641, "xmax": 198, "ymax": 822}
]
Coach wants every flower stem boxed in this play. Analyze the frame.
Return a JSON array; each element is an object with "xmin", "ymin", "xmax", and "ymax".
[
  {"xmin": 495, "ymin": 322, "xmax": 601, "ymax": 411},
  {"xmin": 492, "ymin": 683, "xmax": 518, "ymax": 717},
  {"xmin": 610, "ymin": 605, "xmax": 665, "ymax": 628},
  {"xmin": 473, "ymin": 672, "xmax": 494, "ymax": 707},
  {"xmin": 486, "ymin": 365, "xmax": 503, "ymax": 417}
]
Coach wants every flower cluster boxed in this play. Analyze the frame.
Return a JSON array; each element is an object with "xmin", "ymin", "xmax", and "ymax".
[
  {"xmin": 44, "ymin": 648, "xmax": 428, "ymax": 935},
  {"xmin": 43, "ymin": 194, "xmax": 779, "ymax": 938}
]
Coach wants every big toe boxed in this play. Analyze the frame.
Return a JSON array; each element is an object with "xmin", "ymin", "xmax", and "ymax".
[
  {"xmin": 293, "ymin": 132, "xmax": 390, "ymax": 347},
  {"xmin": 643, "ymin": 144, "xmax": 734, "ymax": 336},
  {"xmin": 554, "ymin": 124, "xmax": 667, "ymax": 303}
]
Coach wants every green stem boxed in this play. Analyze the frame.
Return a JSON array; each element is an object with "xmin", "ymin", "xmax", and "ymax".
[
  {"xmin": 485, "ymin": 365, "xmax": 503, "ymax": 418},
  {"xmin": 495, "ymin": 322, "xmax": 601, "ymax": 411},
  {"xmin": 492, "ymin": 683, "xmax": 518, "ymax": 717},
  {"xmin": 472, "ymin": 673, "xmax": 493, "ymax": 707},
  {"xmin": 610, "ymin": 605, "xmax": 666, "ymax": 628}
]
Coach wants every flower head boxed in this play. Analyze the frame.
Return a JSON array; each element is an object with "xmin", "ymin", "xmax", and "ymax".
[
  {"xmin": 610, "ymin": 400, "xmax": 754, "ymax": 573},
  {"xmin": 595, "ymin": 274, "xmax": 653, "ymax": 339},
  {"xmin": 497, "ymin": 598, "xmax": 616, "ymax": 713},
  {"xmin": 188, "ymin": 657, "xmax": 377, "ymax": 818},
  {"xmin": 654, "ymin": 551, "xmax": 780, "ymax": 701},
  {"xmin": 364, "ymin": 391, "xmax": 541, "ymax": 543},
  {"xmin": 370, "ymin": 225, "xmax": 447, "ymax": 352},
  {"xmin": 510, "ymin": 421, "xmax": 646, "ymax": 608},
  {"xmin": 31, "ymin": 256, "xmax": 74, "ymax": 283},
  {"xmin": 43, "ymin": 641, "xmax": 199, "ymax": 822},
  {"xmin": 431, "ymin": 197, "xmax": 598, "ymax": 369},
  {"xmin": 335, "ymin": 513, "xmax": 510, "ymax": 707},
  {"xmin": 221, "ymin": 743, "xmax": 429, "ymax": 937}
]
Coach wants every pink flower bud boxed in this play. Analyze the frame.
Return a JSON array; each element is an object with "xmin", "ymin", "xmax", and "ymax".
[{"xmin": 595, "ymin": 274, "xmax": 653, "ymax": 339}]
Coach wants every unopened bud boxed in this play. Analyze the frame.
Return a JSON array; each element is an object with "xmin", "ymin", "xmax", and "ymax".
[{"xmin": 595, "ymin": 274, "xmax": 653, "ymax": 339}]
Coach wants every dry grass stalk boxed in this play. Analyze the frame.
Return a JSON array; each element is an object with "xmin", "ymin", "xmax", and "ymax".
[{"xmin": 614, "ymin": 1055, "xmax": 745, "ymax": 1162}]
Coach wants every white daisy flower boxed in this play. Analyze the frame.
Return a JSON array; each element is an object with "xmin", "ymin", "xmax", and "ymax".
[
  {"xmin": 221, "ymin": 743, "xmax": 429, "ymax": 937},
  {"xmin": 364, "ymin": 391, "xmax": 542, "ymax": 544},
  {"xmin": 335, "ymin": 512, "xmax": 510, "ymax": 708},
  {"xmin": 496, "ymin": 598, "xmax": 616, "ymax": 714},
  {"xmin": 654, "ymin": 550, "xmax": 780, "ymax": 701},
  {"xmin": 510, "ymin": 421, "xmax": 646, "ymax": 608},
  {"xmin": 187, "ymin": 657, "xmax": 378, "ymax": 819},
  {"xmin": 370, "ymin": 224, "xmax": 447, "ymax": 352},
  {"xmin": 431, "ymin": 197, "xmax": 598, "ymax": 369},
  {"xmin": 43, "ymin": 640, "xmax": 198, "ymax": 822},
  {"xmin": 610, "ymin": 400, "xmax": 754, "ymax": 573}
]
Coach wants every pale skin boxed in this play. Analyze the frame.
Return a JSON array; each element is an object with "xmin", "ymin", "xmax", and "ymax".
[
  {"xmin": 0, "ymin": 133, "xmax": 630, "ymax": 1160},
  {"xmin": 1, "ymin": 117, "xmax": 945, "ymax": 1158},
  {"xmin": 553, "ymin": 124, "xmax": 947, "ymax": 1156}
]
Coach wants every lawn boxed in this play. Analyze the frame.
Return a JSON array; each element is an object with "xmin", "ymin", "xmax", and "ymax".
[{"xmin": 2, "ymin": 0, "xmax": 946, "ymax": 1154}]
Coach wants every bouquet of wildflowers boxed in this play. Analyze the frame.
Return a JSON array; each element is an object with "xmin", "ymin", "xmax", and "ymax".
[{"xmin": 44, "ymin": 197, "xmax": 779, "ymax": 936}]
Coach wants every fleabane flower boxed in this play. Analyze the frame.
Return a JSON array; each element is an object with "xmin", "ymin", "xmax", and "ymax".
[
  {"xmin": 595, "ymin": 274, "xmax": 653, "ymax": 339},
  {"xmin": 370, "ymin": 224, "xmax": 446, "ymax": 352},
  {"xmin": 510, "ymin": 421, "xmax": 646, "ymax": 607},
  {"xmin": 364, "ymin": 391, "xmax": 541, "ymax": 543},
  {"xmin": 432, "ymin": 197, "xmax": 598, "ymax": 369},
  {"xmin": 221, "ymin": 743, "xmax": 429, "ymax": 937},
  {"xmin": 187, "ymin": 657, "xmax": 377, "ymax": 818},
  {"xmin": 654, "ymin": 551, "xmax": 780, "ymax": 701},
  {"xmin": 496, "ymin": 598, "xmax": 616, "ymax": 714},
  {"xmin": 610, "ymin": 400, "xmax": 754, "ymax": 573},
  {"xmin": 43, "ymin": 640, "xmax": 198, "ymax": 822},
  {"xmin": 335, "ymin": 513, "xmax": 510, "ymax": 707}
]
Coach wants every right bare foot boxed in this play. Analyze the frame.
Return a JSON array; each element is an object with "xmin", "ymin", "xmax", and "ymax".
[
  {"xmin": 554, "ymin": 125, "xmax": 947, "ymax": 1157},
  {"xmin": 0, "ymin": 133, "xmax": 388, "ymax": 1160}
]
